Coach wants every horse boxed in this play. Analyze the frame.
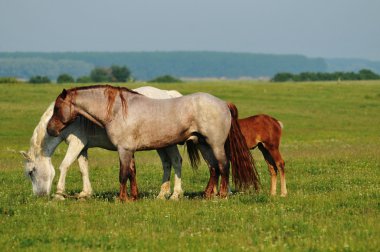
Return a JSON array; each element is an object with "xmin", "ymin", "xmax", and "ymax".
[
  {"xmin": 238, "ymin": 114, "xmax": 287, "ymax": 197},
  {"xmin": 46, "ymin": 85, "xmax": 260, "ymax": 201},
  {"xmin": 21, "ymin": 86, "xmax": 184, "ymax": 200}
]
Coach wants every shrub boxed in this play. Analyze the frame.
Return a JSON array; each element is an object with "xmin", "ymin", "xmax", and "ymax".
[
  {"xmin": 29, "ymin": 75, "xmax": 51, "ymax": 84},
  {"xmin": 57, "ymin": 73, "xmax": 74, "ymax": 83},
  {"xmin": 148, "ymin": 75, "xmax": 182, "ymax": 83},
  {"xmin": 0, "ymin": 77, "xmax": 21, "ymax": 84},
  {"xmin": 76, "ymin": 76, "xmax": 92, "ymax": 83}
]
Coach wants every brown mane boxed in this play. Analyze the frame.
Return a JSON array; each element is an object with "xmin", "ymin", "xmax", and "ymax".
[{"xmin": 65, "ymin": 85, "xmax": 141, "ymax": 122}]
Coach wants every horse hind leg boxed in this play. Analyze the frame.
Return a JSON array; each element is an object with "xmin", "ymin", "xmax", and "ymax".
[
  {"xmin": 156, "ymin": 149, "xmax": 172, "ymax": 199},
  {"xmin": 197, "ymin": 144, "xmax": 220, "ymax": 199},
  {"xmin": 268, "ymin": 148, "xmax": 287, "ymax": 197},
  {"xmin": 77, "ymin": 149, "xmax": 93, "ymax": 199},
  {"xmin": 258, "ymin": 143, "xmax": 278, "ymax": 196},
  {"xmin": 212, "ymin": 146, "xmax": 229, "ymax": 198}
]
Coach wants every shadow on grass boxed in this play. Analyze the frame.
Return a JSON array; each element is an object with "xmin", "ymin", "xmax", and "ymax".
[{"xmin": 57, "ymin": 190, "xmax": 267, "ymax": 203}]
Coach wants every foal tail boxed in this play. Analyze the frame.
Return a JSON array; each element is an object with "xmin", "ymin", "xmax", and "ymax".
[{"xmin": 227, "ymin": 102, "xmax": 260, "ymax": 191}]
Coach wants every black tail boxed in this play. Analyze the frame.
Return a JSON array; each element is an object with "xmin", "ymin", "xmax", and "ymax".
[{"xmin": 186, "ymin": 140, "xmax": 200, "ymax": 170}]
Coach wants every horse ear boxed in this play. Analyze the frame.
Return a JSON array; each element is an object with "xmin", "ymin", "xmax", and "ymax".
[
  {"xmin": 60, "ymin": 89, "xmax": 68, "ymax": 99},
  {"xmin": 20, "ymin": 151, "xmax": 31, "ymax": 161}
]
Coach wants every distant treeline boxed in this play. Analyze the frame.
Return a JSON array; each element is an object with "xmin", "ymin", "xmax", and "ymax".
[
  {"xmin": 272, "ymin": 69, "xmax": 380, "ymax": 82},
  {"xmin": 0, "ymin": 52, "xmax": 328, "ymax": 80}
]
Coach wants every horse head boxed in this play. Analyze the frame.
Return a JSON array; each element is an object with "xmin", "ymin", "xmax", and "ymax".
[
  {"xmin": 20, "ymin": 151, "xmax": 55, "ymax": 196},
  {"xmin": 47, "ymin": 89, "xmax": 79, "ymax": 137}
]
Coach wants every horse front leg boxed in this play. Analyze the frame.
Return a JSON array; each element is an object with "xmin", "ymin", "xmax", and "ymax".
[
  {"xmin": 77, "ymin": 149, "xmax": 93, "ymax": 199},
  {"xmin": 55, "ymin": 139, "xmax": 85, "ymax": 199},
  {"xmin": 129, "ymin": 155, "xmax": 138, "ymax": 201},
  {"xmin": 167, "ymin": 146, "xmax": 183, "ymax": 200},
  {"xmin": 156, "ymin": 149, "xmax": 172, "ymax": 199},
  {"xmin": 118, "ymin": 149, "xmax": 135, "ymax": 202}
]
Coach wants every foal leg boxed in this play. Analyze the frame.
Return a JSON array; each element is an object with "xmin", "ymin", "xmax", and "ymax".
[
  {"xmin": 156, "ymin": 149, "xmax": 172, "ymax": 199},
  {"xmin": 258, "ymin": 144, "xmax": 277, "ymax": 196},
  {"xmin": 77, "ymin": 149, "xmax": 93, "ymax": 199},
  {"xmin": 118, "ymin": 149, "xmax": 135, "ymax": 202},
  {"xmin": 267, "ymin": 147, "xmax": 287, "ymax": 197},
  {"xmin": 55, "ymin": 140, "xmax": 85, "ymax": 199},
  {"xmin": 167, "ymin": 146, "xmax": 183, "ymax": 200}
]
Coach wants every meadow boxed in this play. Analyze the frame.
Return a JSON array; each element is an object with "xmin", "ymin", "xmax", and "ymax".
[{"xmin": 0, "ymin": 81, "xmax": 379, "ymax": 251}]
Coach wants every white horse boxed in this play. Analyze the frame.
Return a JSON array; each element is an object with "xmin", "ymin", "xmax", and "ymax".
[{"xmin": 21, "ymin": 86, "xmax": 184, "ymax": 200}]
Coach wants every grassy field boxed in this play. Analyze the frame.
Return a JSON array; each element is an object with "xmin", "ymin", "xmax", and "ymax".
[{"xmin": 0, "ymin": 81, "xmax": 379, "ymax": 251}]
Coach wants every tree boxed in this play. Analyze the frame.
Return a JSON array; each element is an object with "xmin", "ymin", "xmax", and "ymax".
[
  {"xmin": 57, "ymin": 73, "xmax": 74, "ymax": 83},
  {"xmin": 358, "ymin": 69, "xmax": 379, "ymax": 80},
  {"xmin": 29, "ymin": 75, "xmax": 51, "ymax": 84},
  {"xmin": 110, "ymin": 65, "xmax": 131, "ymax": 82},
  {"xmin": 90, "ymin": 67, "xmax": 111, "ymax": 82}
]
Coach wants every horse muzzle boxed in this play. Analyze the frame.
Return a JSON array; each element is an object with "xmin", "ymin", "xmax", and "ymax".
[{"xmin": 47, "ymin": 119, "xmax": 63, "ymax": 137}]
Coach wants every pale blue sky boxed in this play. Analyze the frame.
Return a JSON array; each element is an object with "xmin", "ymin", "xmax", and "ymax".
[{"xmin": 1, "ymin": 0, "xmax": 379, "ymax": 60}]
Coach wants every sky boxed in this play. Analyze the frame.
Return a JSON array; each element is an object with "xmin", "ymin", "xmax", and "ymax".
[{"xmin": 0, "ymin": 0, "xmax": 379, "ymax": 60}]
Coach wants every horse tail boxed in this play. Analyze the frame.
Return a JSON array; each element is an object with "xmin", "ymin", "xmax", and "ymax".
[
  {"xmin": 227, "ymin": 102, "xmax": 260, "ymax": 191},
  {"xmin": 186, "ymin": 140, "xmax": 200, "ymax": 170}
]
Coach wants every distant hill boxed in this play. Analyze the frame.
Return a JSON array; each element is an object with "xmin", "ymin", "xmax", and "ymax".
[{"xmin": 0, "ymin": 52, "xmax": 379, "ymax": 81}]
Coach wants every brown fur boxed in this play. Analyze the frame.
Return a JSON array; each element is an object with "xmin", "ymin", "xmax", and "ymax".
[
  {"xmin": 227, "ymin": 103, "xmax": 260, "ymax": 191},
  {"xmin": 238, "ymin": 114, "xmax": 287, "ymax": 196}
]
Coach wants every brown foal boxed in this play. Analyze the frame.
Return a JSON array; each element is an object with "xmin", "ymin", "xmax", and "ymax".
[{"xmin": 238, "ymin": 114, "xmax": 287, "ymax": 196}]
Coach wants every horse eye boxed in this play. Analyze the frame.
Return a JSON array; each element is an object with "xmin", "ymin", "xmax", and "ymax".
[{"xmin": 29, "ymin": 167, "xmax": 36, "ymax": 177}]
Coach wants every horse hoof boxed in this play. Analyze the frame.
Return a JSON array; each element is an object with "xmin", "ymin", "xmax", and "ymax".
[
  {"xmin": 169, "ymin": 191, "xmax": 183, "ymax": 200},
  {"xmin": 77, "ymin": 191, "xmax": 92, "ymax": 199},
  {"xmin": 280, "ymin": 193, "xmax": 288, "ymax": 197},
  {"xmin": 54, "ymin": 194, "xmax": 65, "ymax": 201}
]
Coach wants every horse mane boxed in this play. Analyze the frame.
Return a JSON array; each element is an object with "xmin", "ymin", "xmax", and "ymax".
[
  {"xmin": 67, "ymin": 85, "xmax": 141, "ymax": 121},
  {"xmin": 28, "ymin": 102, "xmax": 55, "ymax": 159}
]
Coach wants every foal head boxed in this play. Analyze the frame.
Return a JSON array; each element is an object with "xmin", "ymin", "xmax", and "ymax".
[{"xmin": 47, "ymin": 89, "xmax": 78, "ymax": 137}]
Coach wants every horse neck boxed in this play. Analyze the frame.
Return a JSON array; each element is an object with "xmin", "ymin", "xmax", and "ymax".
[
  {"xmin": 29, "ymin": 104, "xmax": 63, "ymax": 160},
  {"xmin": 74, "ymin": 87, "xmax": 131, "ymax": 125}
]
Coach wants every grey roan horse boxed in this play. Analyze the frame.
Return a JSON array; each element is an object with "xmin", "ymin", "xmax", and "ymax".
[{"xmin": 47, "ymin": 85, "xmax": 259, "ymax": 201}]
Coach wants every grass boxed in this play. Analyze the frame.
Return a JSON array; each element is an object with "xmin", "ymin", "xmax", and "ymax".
[{"xmin": 0, "ymin": 81, "xmax": 379, "ymax": 251}]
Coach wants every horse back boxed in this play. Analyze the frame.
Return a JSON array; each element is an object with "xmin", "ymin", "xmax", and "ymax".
[{"xmin": 238, "ymin": 114, "xmax": 282, "ymax": 149}]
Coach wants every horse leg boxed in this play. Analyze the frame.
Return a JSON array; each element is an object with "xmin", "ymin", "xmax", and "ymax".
[
  {"xmin": 156, "ymin": 149, "xmax": 172, "ymax": 199},
  {"xmin": 129, "ymin": 155, "xmax": 138, "ymax": 201},
  {"xmin": 167, "ymin": 146, "xmax": 183, "ymax": 200},
  {"xmin": 267, "ymin": 147, "xmax": 287, "ymax": 197},
  {"xmin": 258, "ymin": 144, "xmax": 277, "ymax": 196},
  {"xmin": 212, "ymin": 146, "xmax": 229, "ymax": 198},
  {"xmin": 118, "ymin": 149, "xmax": 135, "ymax": 202},
  {"xmin": 77, "ymin": 149, "xmax": 93, "ymax": 199},
  {"xmin": 198, "ymin": 144, "xmax": 220, "ymax": 199},
  {"xmin": 55, "ymin": 140, "xmax": 85, "ymax": 199}
]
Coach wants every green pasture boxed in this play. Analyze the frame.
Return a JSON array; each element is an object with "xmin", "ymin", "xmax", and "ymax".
[{"xmin": 0, "ymin": 81, "xmax": 379, "ymax": 251}]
